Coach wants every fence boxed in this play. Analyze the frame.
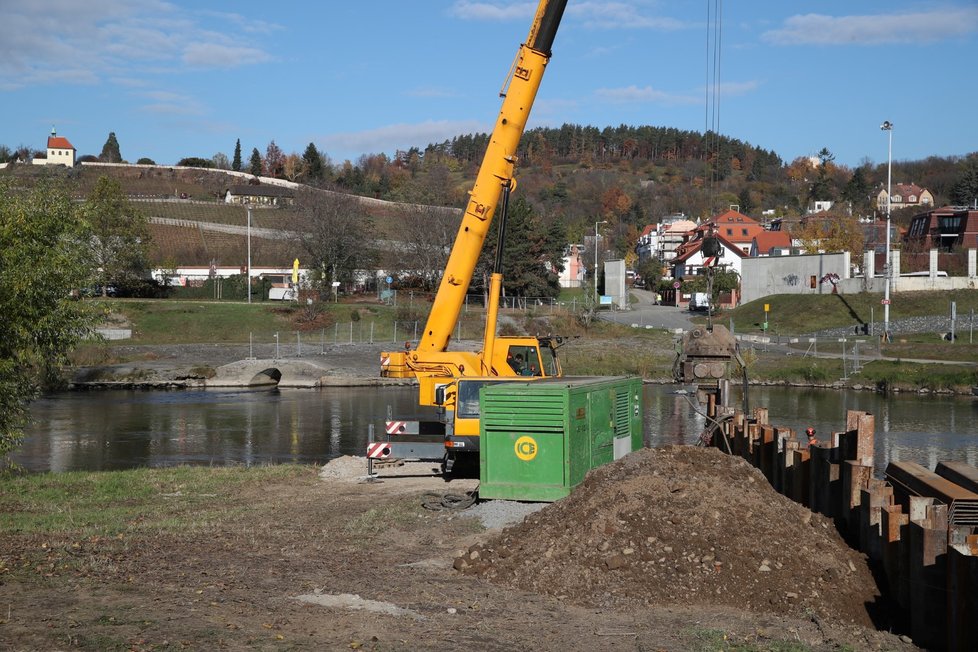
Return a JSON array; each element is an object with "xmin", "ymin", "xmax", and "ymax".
[
  {"xmin": 241, "ymin": 319, "xmax": 496, "ymax": 358},
  {"xmin": 709, "ymin": 406, "xmax": 978, "ymax": 650}
]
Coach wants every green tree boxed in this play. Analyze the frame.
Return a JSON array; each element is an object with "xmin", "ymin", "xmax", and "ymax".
[
  {"xmin": 479, "ymin": 197, "xmax": 565, "ymax": 299},
  {"xmin": 842, "ymin": 166, "xmax": 871, "ymax": 211},
  {"xmin": 950, "ymin": 155, "xmax": 978, "ymax": 207},
  {"xmin": 136, "ymin": 157, "xmax": 156, "ymax": 165},
  {"xmin": 99, "ymin": 132, "xmax": 122, "ymax": 163},
  {"xmin": 232, "ymin": 139, "xmax": 242, "ymax": 172},
  {"xmin": 302, "ymin": 142, "xmax": 325, "ymax": 181},
  {"xmin": 83, "ymin": 177, "xmax": 152, "ymax": 296},
  {"xmin": 807, "ymin": 147, "xmax": 836, "ymax": 203},
  {"xmin": 681, "ymin": 268, "xmax": 740, "ymax": 302},
  {"xmin": 737, "ymin": 187, "xmax": 754, "ymax": 216},
  {"xmin": 0, "ymin": 180, "xmax": 98, "ymax": 465},
  {"xmin": 176, "ymin": 157, "xmax": 212, "ymax": 168},
  {"xmin": 249, "ymin": 148, "xmax": 262, "ymax": 176}
]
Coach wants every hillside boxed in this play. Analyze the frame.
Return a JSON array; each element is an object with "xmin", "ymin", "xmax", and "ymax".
[{"xmin": 0, "ymin": 163, "xmax": 453, "ymax": 268}]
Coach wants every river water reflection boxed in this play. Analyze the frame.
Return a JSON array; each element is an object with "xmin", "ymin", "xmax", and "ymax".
[{"xmin": 17, "ymin": 385, "xmax": 978, "ymax": 475}]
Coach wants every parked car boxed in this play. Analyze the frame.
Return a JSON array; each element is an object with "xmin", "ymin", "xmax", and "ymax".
[{"xmin": 689, "ymin": 292, "xmax": 710, "ymax": 312}]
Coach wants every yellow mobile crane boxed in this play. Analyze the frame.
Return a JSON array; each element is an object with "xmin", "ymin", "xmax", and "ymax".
[{"xmin": 379, "ymin": 0, "xmax": 568, "ymax": 471}]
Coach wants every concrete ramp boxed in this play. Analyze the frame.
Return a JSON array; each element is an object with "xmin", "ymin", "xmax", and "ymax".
[{"xmin": 210, "ymin": 359, "xmax": 329, "ymax": 388}]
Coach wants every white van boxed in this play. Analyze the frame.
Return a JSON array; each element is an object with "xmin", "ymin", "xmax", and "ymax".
[{"xmin": 689, "ymin": 292, "xmax": 710, "ymax": 311}]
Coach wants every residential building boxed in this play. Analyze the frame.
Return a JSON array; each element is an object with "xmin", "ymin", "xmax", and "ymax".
[
  {"xmin": 876, "ymin": 183, "xmax": 934, "ymax": 212},
  {"xmin": 634, "ymin": 223, "xmax": 659, "ymax": 263},
  {"xmin": 559, "ymin": 244, "xmax": 585, "ymax": 288},
  {"xmin": 750, "ymin": 231, "xmax": 792, "ymax": 257},
  {"xmin": 671, "ymin": 230, "xmax": 747, "ymax": 279},
  {"xmin": 709, "ymin": 208, "xmax": 764, "ymax": 256},
  {"xmin": 33, "ymin": 128, "xmax": 75, "ymax": 167},
  {"xmin": 905, "ymin": 206, "xmax": 978, "ymax": 251},
  {"xmin": 659, "ymin": 217, "xmax": 698, "ymax": 263}
]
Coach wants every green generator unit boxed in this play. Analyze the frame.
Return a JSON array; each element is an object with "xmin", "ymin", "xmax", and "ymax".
[{"xmin": 478, "ymin": 376, "xmax": 643, "ymax": 502}]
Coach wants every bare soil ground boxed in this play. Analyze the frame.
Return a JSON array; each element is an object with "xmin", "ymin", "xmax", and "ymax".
[{"xmin": 0, "ymin": 450, "xmax": 915, "ymax": 651}]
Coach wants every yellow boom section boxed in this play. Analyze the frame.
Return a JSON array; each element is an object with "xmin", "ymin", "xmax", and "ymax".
[{"xmin": 417, "ymin": 0, "xmax": 565, "ymax": 354}]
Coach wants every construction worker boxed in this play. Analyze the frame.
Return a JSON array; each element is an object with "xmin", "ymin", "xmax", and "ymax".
[{"xmin": 806, "ymin": 427, "xmax": 819, "ymax": 447}]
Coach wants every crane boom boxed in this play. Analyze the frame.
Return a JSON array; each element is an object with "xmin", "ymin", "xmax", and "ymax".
[{"xmin": 417, "ymin": 0, "xmax": 567, "ymax": 353}]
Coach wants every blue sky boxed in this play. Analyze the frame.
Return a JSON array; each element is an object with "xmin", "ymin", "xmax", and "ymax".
[{"xmin": 2, "ymin": 1, "xmax": 976, "ymax": 169}]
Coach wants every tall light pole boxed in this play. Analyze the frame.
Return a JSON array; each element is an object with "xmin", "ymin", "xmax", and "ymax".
[
  {"xmin": 594, "ymin": 220, "xmax": 607, "ymax": 304},
  {"xmin": 246, "ymin": 205, "xmax": 252, "ymax": 304},
  {"xmin": 881, "ymin": 120, "xmax": 893, "ymax": 340}
]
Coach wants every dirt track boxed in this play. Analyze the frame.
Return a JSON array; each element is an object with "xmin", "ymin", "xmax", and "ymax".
[{"xmin": 0, "ymin": 451, "xmax": 916, "ymax": 651}]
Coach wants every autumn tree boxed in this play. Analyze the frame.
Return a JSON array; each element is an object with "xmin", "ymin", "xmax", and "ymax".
[
  {"xmin": 249, "ymin": 148, "xmax": 262, "ymax": 176},
  {"xmin": 232, "ymin": 139, "xmax": 242, "ymax": 172},
  {"xmin": 264, "ymin": 140, "xmax": 285, "ymax": 177},
  {"xmin": 279, "ymin": 153, "xmax": 302, "ymax": 181},
  {"xmin": 600, "ymin": 185, "xmax": 632, "ymax": 222},
  {"xmin": 99, "ymin": 132, "xmax": 122, "ymax": 163},
  {"xmin": 211, "ymin": 152, "xmax": 230, "ymax": 170},
  {"xmin": 83, "ymin": 176, "xmax": 152, "ymax": 295},
  {"xmin": 795, "ymin": 214, "xmax": 864, "ymax": 258},
  {"xmin": 1, "ymin": 180, "xmax": 98, "ymax": 464},
  {"xmin": 291, "ymin": 190, "xmax": 375, "ymax": 292},
  {"xmin": 391, "ymin": 205, "xmax": 459, "ymax": 291}
]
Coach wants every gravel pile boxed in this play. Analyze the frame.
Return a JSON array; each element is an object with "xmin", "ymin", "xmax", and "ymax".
[{"xmin": 455, "ymin": 445, "xmax": 880, "ymax": 627}]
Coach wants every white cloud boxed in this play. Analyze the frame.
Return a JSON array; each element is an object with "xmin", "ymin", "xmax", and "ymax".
[
  {"xmin": 139, "ymin": 90, "xmax": 204, "ymax": 115},
  {"xmin": 0, "ymin": 0, "xmax": 274, "ymax": 89},
  {"xmin": 319, "ymin": 120, "xmax": 489, "ymax": 158},
  {"xmin": 182, "ymin": 43, "xmax": 272, "ymax": 67},
  {"xmin": 449, "ymin": 2, "xmax": 536, "ymax": 21},
  {"xmin": 595, "ymin": 85, "xmax": 699, "ymax": 105},
  {"xmin": 450, "ymin": 1, "xmax": 688, "ymax": 29},
  {"xmin": 763, "ymin": 8, "xmax": 978, "ymax": 46},
  {"xmin": 712, "ymin": 80, "xmax": 761, "ymax": 97},
  {"xmin": 568, "ymin": 2, "xmax": 686, "ymax": 30}
]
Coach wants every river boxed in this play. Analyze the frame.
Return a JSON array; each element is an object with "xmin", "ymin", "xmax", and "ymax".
[{"xmin": 15, "ymin": 385, "xmax": 978, "ymax": 476}]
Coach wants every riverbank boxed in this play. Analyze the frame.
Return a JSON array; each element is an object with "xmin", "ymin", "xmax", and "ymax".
[
  {"xmin": 0, "ymin": 453, "xmax": 916, "ymax": 651},
  {"xmin": 64, "ymin": 338, "xmax": 978, "ymax": 397}
]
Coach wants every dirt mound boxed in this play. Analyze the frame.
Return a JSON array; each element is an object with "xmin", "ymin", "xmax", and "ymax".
[{"xmin": 455, "ymin": 446, "xmax": 881, "ymax": 627}]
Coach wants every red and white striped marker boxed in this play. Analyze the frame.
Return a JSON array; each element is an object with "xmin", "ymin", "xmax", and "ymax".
[
  {"xmin": 385, "ymin": 421, "xmax": 406, "ymax": 435},
  {"xmin": 366, "ymin": 442, "xmax": 391, "ymax": 459}
]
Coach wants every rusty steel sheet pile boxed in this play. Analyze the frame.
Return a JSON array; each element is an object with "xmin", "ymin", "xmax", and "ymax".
[{"xmin": 885, "ymin": 460, "xmax": 978, "ymax": 528}]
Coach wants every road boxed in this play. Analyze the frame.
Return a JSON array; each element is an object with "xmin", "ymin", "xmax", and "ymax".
[{"xmin": 599, "ymin": 288, "xmax": 696, "ymax": 332}]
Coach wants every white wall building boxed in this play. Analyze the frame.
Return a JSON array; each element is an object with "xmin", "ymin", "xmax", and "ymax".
[{"xmin": 33, "ymin": 128, "xmax": 75, "ymax": 167}]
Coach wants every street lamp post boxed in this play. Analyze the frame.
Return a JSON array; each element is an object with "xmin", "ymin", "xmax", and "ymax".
[
  {"xmin": 246, "ymin": 205, "xmax": 252, "ymax": 304},
  {"xmin": 881, "ymin": 120, "xmax": 893, "ymax": 341},
  {"xmin": 594, "ymin": 220, "xmax": 607, "ymax": 305}
]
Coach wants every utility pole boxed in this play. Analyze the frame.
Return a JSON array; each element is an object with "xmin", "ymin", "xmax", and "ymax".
[
  {"xmin": 880, "ymin": 121, "xmax": 893, "ymax": 341},
  {"xmin": 246, "ymin": 205, "xmax": 252, "ymax": 304}
]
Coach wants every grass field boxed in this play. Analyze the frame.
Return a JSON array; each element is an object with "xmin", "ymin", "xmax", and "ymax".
[
  {"xmin": 725, "ymin": 290, "xmax": 978, "ymax": 335},
  {"xmin": 0, "ymin": 465, "xmax": 308, "ymax": 536}
]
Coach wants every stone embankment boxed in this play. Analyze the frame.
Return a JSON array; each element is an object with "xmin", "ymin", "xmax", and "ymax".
[{"xmin": 812, "ymin": 313, "xmax": 969, "ymax": 338}]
